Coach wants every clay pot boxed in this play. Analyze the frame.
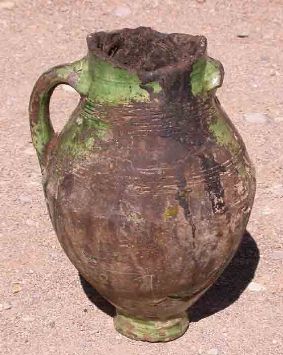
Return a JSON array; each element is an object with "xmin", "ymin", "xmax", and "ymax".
[{"xmin": 29, "ymin": 27, "xmax": 256, "ymax": 342}]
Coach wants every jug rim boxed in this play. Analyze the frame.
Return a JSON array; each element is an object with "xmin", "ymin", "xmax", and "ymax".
[{"xmin": 86, "ymin": 27, "xmax": 207, "ymax": 82}]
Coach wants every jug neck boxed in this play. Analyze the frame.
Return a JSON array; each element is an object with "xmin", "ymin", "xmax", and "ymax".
[{"xmin": 85, "ymin": 53, "xmax": 223, "ymax": 105}]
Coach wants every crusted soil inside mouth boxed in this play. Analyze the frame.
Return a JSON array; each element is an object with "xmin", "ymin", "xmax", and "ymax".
[{"xmin": 87, "ymin": 26, "xmax": 207, "ymax": 72}]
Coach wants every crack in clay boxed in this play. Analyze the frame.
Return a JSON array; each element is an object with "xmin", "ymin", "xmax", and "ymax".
[{"xmin": 175, "ymin": 171, "xmax": 197, "ymax": 249}]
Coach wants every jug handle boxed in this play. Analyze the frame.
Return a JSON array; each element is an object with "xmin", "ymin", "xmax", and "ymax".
[{"xmin": 29, "ymin": 57, "xmax": 90, "ymax": 171}]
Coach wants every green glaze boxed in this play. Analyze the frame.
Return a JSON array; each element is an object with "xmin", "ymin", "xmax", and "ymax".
[
  {"xmin": 164, "ymin": 205, "xmax": 179, "ymax": 220},
  {"xmin": 58, "ymin": 110, "xmax": 110, "ymax": 159},
  {"xmin": 209, "ymin": 115, "xmax": 240, "ymax": 156},
  {"xmin": 30, "ymin": 54, "xmax": 162, "ymax": 166},
  {"xmin": 56, "ymin": 57, "xmax": 91, "ymax": 96},
  {"xmin": 208, "ymin": 107, "xmax": 249, "ymax": 178},
  {"xmin": 114, "ymin": 311, "xmax": 189, "ymax": 342},
  {"xmin": 88, "ymin": 57, "xmax": 150, "ymax": 104},
  {"xmin": 144, "ymin": 81, "xmax": 162, "ymax": 94},
  {"xmin": 30, "ymin": 57, "xmax": 92, "ymax": 165},
  {"xmin": 208, "ymin": 108, "xmax": 251, "ymax": 179},
  {"xmin": 190, "ymin": 57, "xmax": 222, "ymax": 96},
  {"xmin": 236, "ymin": 161, "xmax": 247, "ymax": 178},
  {"xmin": 32, "ymin": 93, "xmax": 54, "ymax": 162}
]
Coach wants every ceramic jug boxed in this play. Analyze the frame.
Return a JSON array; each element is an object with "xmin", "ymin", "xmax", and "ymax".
[{"xmin": 29, "ymin": 27, "xmax": 256, "ymax": 342}]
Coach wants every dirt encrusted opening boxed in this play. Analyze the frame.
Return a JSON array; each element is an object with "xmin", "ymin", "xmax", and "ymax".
[{"xmin": 87, "ymin": 27, "xmax": 207, "ymax": 73}]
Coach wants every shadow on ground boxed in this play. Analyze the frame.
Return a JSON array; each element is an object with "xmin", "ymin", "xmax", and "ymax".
[
  {"xmin": 80, "ymin": 275, "xmax": 116, "ymax": 317},
  {"xmin": 80, "ymin": 231, "xmax": 259, "ymax": 321},
  {"xmin": 189, "ymin": 231, "xmax": 259, "ymax": 321}
]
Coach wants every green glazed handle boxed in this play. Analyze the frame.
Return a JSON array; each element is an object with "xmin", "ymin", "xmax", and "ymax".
[{"xmin": 29, "ymin": 57, "xmax": 90, "ymax": 170}]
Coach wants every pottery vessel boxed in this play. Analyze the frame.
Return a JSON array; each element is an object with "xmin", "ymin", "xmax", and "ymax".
[{"xmin": 29, "ymin": 27, "xmax": 256, "ymax": 342}]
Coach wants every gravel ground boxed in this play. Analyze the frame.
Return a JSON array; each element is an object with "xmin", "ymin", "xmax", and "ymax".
[{"xmin": 0, "ymin": 1, "xmax": 282, "ymax": 354}]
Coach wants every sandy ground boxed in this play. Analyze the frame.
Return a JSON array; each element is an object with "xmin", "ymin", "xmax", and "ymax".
[{"xmin": 0, "ymin": 1, "xmax": 282, "ymax": 354}]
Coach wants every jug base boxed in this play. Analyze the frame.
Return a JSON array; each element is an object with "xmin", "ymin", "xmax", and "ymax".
[{"xmin": 114, "ymin": 310, "xmax": 189, "ymax": 342}]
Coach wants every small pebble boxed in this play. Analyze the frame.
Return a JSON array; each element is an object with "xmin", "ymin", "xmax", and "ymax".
[
  {"xmin": 207, "ymin": 348, "xmax": 219, "ymax": 355},
  {"xmin": 17, "ymin": 194, "xmax": 32, "ymax": 204},
  {"xmin": 0, "ymin": 1, "xmax": 15, "ymax": 10},
  {"xmin": 243, "ymin": 112, "xmax": 270, "ymax": 123},
  {"xmin": 12, "ymin": 282, "xmax": 22, "ymax": 294},
  {"xmin": 151, "ymin": 0, "xmax": 159, "ymax": 8},
  {"xmin": 0, "ymin": 302, "xmax": 12, "ymax": 311},
  {"xmin": 271, "ymin": 250, "xmax": 283, "ymax": 261},
  {"xmin": 261, "ymin": 207, "xmax": 273, "ymax": 216},
  {"xmin": 270, "ymin": 70, "xmax": 280, "ymax": 77},
  {"xmin": 22, "ymin": 315, "xmax": 35, "ymax": 322},
  {"xmin": 270, "ymin": 184, "xmax": 283, "ymax": 198},
  {"xmin": 113, "ymin": 5, "xmax": 131, "ymax": 17},
  {"xmin": 237, "ymin": 33, "xmax": 249, "ymax": 38},
  {"xmin": 49, "ymin": 321, "xmax": 56, "ymax": 328},
  {"xmin": 25, "ymin": 219, "xmax": 35, "ymax": 226},
  {"xmin": 247, "ymin": 281, "xmax": 265, "ymax": 292}
]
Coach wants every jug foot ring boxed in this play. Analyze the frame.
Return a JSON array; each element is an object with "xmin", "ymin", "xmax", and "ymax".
[{"xmin": 114, "ymin": 310, "xmax": 189, "ymax": 342}]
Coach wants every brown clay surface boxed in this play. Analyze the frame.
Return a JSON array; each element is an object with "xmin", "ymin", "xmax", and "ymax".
[{"xmin": 0, "ymin": 1, "xmax": 282, "ymax": 354}]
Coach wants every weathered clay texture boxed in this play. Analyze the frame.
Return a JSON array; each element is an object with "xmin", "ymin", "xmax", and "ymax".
[{"xmin": 29, "ymin": 27, "xmax": 256, "ymax": 342}]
